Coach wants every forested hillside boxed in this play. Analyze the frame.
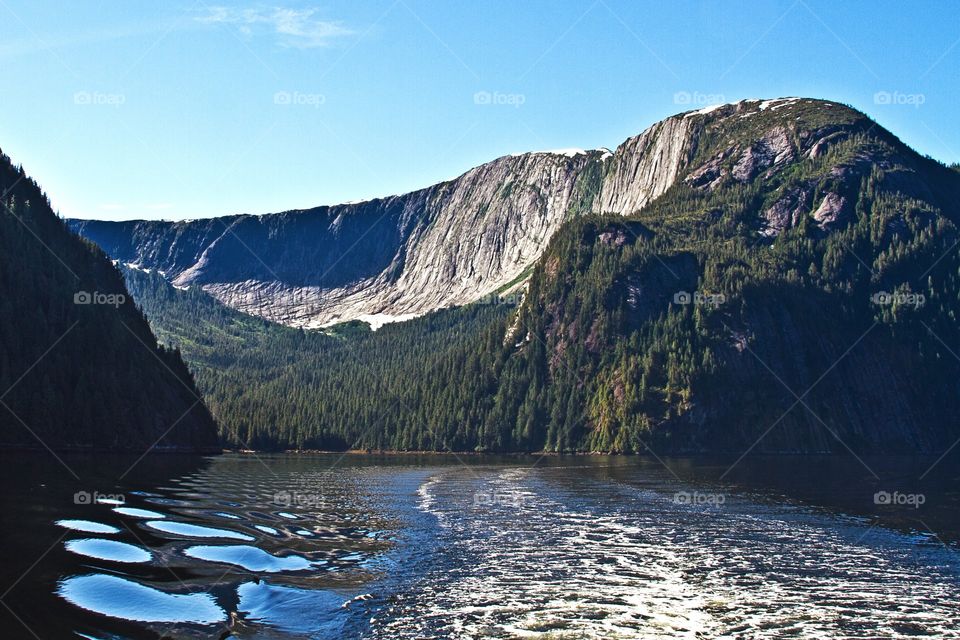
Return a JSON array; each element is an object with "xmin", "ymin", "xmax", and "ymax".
[
  {"xmin": 117, "ymin": 100, "xmax": 960, "ymax": 454},
  {"xmin": 123, "ymin": 266, "xmax": 512, "ymax": 450},
  {"xmin": 0, "ymin": 150, "xmax": 218, "ymax": 451},
  {"xmin": 502, "ymin": 104, "xmax": 960, "ymax": 453}
]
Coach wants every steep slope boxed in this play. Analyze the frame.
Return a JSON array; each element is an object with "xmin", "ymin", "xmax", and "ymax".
[
  {"xmin": 71, "ymin": 150, "xmax": 608, "ymax": 328},
  {"xmin": 0, "ymin": 150, "xmax": 218, "ymax": 451},
  {"xmin": 114, "ymin": 98, "xmax": 960, "ymax": 454}
]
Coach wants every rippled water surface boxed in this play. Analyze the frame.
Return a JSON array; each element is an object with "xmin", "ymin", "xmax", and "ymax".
[{"xmin": 0, "ymin": 452, "xmax": 958, "ymax": 639}]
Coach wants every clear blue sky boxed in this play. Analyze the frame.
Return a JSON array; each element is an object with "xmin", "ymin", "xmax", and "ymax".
[{"xmin": 1, "ymin": 0, "xmax": 957, "ymax": 221}]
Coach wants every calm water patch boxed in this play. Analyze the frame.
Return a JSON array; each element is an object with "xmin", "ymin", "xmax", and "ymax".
[
  {"xmin": 58, "ymin": 574, "xmax": 225, "ymax": 624},
  {"xmin": 144, "ymin": 520, "xmax": 254, "ymax": 541},
  {"xmin": 65, "ymin": 539, "xmax": 152, "ymax": 564}
]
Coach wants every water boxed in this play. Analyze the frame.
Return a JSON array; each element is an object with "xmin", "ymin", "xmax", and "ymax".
[{"xmin": 0, "ymin": 452, "xmax": 958, "ymax": 639}]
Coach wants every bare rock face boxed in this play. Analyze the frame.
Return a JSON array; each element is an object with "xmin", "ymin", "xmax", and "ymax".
[
  {"xmin": 732, "ymin": 126, "xmax": 795, "ymax": 182},
  {"xmin": 685, "ymin": 148, "xmax": 733, "ymax": 190},
  {"xmin": 593, "ymin": 114, "xmax": 700, "ymax": 215},
  {"xmin": 812, "ymin": 192, "xmax": 848, "ymax": 230},
  {"xmin": 763, "ymin": 186, "xmax": 813, "ymax": 237},
  {"xmin": 227, "ymin": 151, "xmax": 602, "ymax": 327},
  {"xmin": 69, "ymin": 98, "xmax": 872, "ymax": 329},
  {"xmin": 807, "ymin": 130, "xmax": 849, "ymax": 159},
  {"xmin": 73, "ymin": 151, "xmax": 607, "ymax": 328}
]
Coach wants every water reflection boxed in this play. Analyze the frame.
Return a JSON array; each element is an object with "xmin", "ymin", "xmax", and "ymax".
[
  {"xmin": 144, "ymin": 520, "xmax": 255, "ymax": 541},
  {"xmin": 55, "ymin": 520, "xmax": 120, "ymax": 535},
  {"xmin": 65, "ymin": 539, "xmax": 152, "ymax": 564},
  {"xmin": 113, "ymin": 506, "xmax": 165, "ymax": 519},
  {"xmin": 236, "ymin": 580, "xmax": 349, "ymax": 636},
  {"xmin": 184, "ymin": 545, "xmax": 313, "ymax": 572},
  {"xmin": 58, "ymin": 574, "xmax": 225, "ymax": 624}
]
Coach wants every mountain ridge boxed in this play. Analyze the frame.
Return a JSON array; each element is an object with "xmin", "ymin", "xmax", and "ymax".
[{"xmin": 70, "ymin": 97, "xmax": 872, "ymax": 329}]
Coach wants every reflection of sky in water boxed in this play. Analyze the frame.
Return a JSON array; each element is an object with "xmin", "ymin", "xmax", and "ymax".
[
  {"xmin": 145, "ymin": 520, "xmax": 253, "ymax": 541},
  {"xmin": 184, "ymin": 545, "xmax": 312, "ymax": 572},
  {"xmin": 65, "ymin": 539, "xmax": 152, "ymax": 564},
  {"xmin": 58, "ymin": 574, "xmax": 225, "ymax": 624},
  {"xmin": 55, "ymin": 520, "xmax": 119, "ymax": 535},
  {"xmin": 113, "ymin": 507, "xmax": 165, "ymax": 519}
]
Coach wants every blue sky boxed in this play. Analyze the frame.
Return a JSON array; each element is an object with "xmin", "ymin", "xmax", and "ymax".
[{"xmin": 1, "ymin": 0, "xmax": 957, "ymax": 221}]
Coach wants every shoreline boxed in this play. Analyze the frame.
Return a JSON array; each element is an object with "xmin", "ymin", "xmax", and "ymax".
[
  {"xmin": 0, "ymin": 444, "xmax": 949, "ymax": 461},
  {"xmin": 0, "ymin": 443, "xmax": 222, "ymax": 455},
  {"xmin": 228, "ymin": 448, "xmax": 947, "ymax": 459}
]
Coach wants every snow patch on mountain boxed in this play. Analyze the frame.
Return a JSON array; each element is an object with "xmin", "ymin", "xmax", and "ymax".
[{"xmin": 354, "ymin": 312, "xmax": 421, "ymax": 331}]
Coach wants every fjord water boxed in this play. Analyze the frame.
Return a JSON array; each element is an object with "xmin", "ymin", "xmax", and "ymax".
[{"xmin": 1, "ymin": 453, "xmax": 958, "ymax": 639}]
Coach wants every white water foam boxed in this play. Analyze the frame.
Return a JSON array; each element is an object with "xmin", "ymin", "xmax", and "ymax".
[{"xmin": 371, "ymin": 466, "xmax": 960, "ymax": 639}]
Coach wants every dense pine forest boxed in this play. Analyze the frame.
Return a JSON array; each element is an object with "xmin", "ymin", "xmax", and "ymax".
[
  {"xmin": 122, "ymin": 101, "xmax": 960, "ymax": 454},
  {"xmin": 124, "ymin": 266, "xmax": 513, "ymax": 450},
  {"xmin": 0, "ymin": 151, "xmax": 218, "ymax": 451}
]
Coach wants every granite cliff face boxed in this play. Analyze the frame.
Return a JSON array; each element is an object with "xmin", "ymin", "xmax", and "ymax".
[
  {"xmin": 70, "ymin": 98, "xmax": 873, "ymax": 329},
  {"xmin": 595, "ymin": 112, "xmax": 700, "ymax": 215},
  {"xmin": 73, "ymin": 150, "xmax": 605, "ymax": 327}
]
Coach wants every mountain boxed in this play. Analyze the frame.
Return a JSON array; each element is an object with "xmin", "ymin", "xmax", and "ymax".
[
  {"xmin": 500, "ymin": 99, "xmax": 960, "ymax": 453},
  {"xmin": 69, "ymin": 150, "xmax": 602, "ymax": 328},
  {"xmin": 100, "ymin": 98, "xmax": 960, "ymax": 454},
  {"xmin": 68, "ymin": 99, "xmax": 752, "ymax": 330},
  {"xmin": 0, "ymin": 150, "xmax": 218, "ymax": 451}
]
